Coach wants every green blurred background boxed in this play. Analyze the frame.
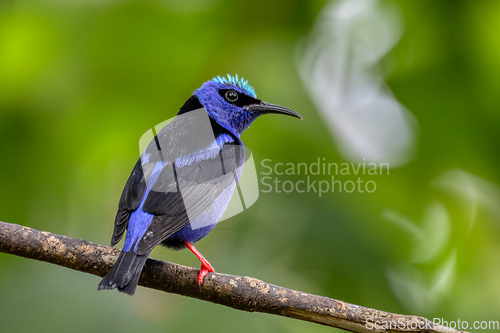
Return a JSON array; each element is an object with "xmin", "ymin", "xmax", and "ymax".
[{"xmin": 1, "ymin": 0, "xmax": 499, "ymax": 332}]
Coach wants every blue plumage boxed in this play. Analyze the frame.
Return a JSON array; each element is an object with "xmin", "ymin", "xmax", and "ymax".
[
  {"xmin": 212, "ymin": 74, "xmax": 257, "ymax": 98},
  {"xmin": 98, "ymin": 75, "xmax": 301, "ymax": 295},
  {"xmin": 122, "ymin": 161, "xmax": 164, "ymax": 253}
]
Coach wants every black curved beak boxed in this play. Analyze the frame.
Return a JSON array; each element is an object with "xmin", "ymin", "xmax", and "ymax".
[{"xmin": 245, "ymin": 101, "xmax": 302, "ymax": 120}]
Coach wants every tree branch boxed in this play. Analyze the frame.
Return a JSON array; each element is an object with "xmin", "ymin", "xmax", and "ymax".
[{"xmin": 0, "ymin": 221, "xmax": 467, "ymax": 333}]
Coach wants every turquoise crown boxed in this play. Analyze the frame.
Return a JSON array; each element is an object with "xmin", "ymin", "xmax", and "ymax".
[{"xmin": 212, "ymin": 74, "xmax": 257, "ymax": 98}]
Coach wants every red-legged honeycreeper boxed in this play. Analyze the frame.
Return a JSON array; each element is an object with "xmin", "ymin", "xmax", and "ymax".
[{"xmin": 98, "ymin": 75, "xmax": 302, "ymax": 295}]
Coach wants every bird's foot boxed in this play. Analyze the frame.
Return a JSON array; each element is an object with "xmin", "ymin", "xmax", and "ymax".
[
  {"xmin": 185, "ymin": 241, "xmax": 215, "ymax": 285},
  {"xmin": 197, "ymin": 259, "xmax": 215, "ymax": 284}
]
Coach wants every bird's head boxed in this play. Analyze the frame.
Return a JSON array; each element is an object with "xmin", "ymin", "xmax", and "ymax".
[{"xmin": 193, "ymin": 74, "xmax": 301, "ymax": 136}]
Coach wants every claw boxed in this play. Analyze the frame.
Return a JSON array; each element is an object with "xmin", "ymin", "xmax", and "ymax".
[{"xmin": 185, "ymin": 242, "xmax": 215, "ymax": 284}]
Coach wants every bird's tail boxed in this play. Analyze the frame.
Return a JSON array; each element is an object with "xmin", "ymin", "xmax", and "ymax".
[{"xmin": 97, "ymin": 250, "xmax": 148, "ymax": 295}]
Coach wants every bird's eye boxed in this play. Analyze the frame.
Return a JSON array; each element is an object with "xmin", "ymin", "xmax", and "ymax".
[{"xmin": 225, "ymin": 90, "xmax": 239, "ymax": 102}]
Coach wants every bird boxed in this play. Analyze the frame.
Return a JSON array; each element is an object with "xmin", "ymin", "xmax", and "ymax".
[{"xmin": 98, "ymin": 74, "xmax": 302, "ymax": 295}]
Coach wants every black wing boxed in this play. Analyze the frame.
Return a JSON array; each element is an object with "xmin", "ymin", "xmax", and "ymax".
[
  {"xmin": 111, "ymin": 159, "xmax": 147, "ymax": 246},
  {"xmin": 136, "ymin": 143, "xmax": 244, "ymax": 255}
]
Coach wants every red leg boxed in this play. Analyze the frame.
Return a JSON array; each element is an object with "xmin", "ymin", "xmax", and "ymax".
[{"xmin": 185, "ymin": 242, "xmax": 215, "ymax": 284}]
